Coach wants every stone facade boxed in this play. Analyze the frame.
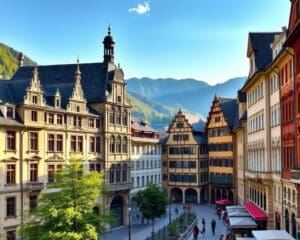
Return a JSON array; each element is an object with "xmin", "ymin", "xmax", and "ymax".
[{"xmin": 0, "ymin": 28, "xmax": 132, "ymax": 238}]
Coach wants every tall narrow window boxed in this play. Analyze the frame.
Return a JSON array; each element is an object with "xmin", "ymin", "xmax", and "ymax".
[
  {"xmin": 56, "ymin": 134, "xmax": 63, "ymax": 152},
  {"xmin": 30, "ymin": 132, "xmax": 38, "ymax": 151},
  {"xmin": 48, "ymin": 113, "xmax": 54, "ymax": 124},
  {"xmin": 31, "ymin": 111, "xmax": 38, "ymax": 122},
  {"xmin": 48, "ymin": 134, "xmax": 55, "ymax": 151},
  {"xmin": 71, "ymin": 136, "xmax": 76, "ymax": 152},
  {"xmin": 6, "ymin": 230, "xmax": 16, "ymax": 240},
  {"xmin": 6, "ymin": 164, "xmax": 15, "ymax": 184},
  {"xmin": 78, "ymin": 136, "xmax": 83, "ymax": 152},
  {"xmin": 6, "ymin": 197, "xmax": 16, "ymax": 217},
  {"xmin": 29, "ymin": 195, "xmax": 38, "ymax": 212},
  {"xmin": 30, "ymin": 163, "xmax": 38, "ymax": 182},
  {"xmin": 32, "ymin": 95, "xmax": 38, "ymax": 104},
  {"xmin": 122, "ymin": 164, "xmax": 127, "ymax": 182},
  {"xmin": 90, "ymin": 137, "xmax": 95, "ymax": 152},
  {"xmin": 96, "ymin": 137, "xmax": 101, "ymax": 153},
  {"xmin": 48, "ymin": 165, "xmax": 55, "ymax": 183},
  {"xmin": 6, "ymin": 131, "xmax": 16, "ymax": 151}
]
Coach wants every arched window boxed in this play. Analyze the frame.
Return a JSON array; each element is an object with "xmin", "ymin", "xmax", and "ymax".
[
  {"xmin": 122, "ymin": 136, "xmax": 127, "ymax": 153},
  {"xmin": 116, "ymin": 164, "xmax": 121, "ymax": 182},
  {"xmin": 110, "ymin": 136, "xmax": 115, "ymax": 153},
  {"xmin": 122, "ymin": 164, "xmax": 127, "ymax": 182},
  {"xmin": 116, "ymin": 136, "xmax": 122, "ymax": 153},
  {"xmin": 109, "ymin": 164, "xmax": 115, "ymax": 183}
]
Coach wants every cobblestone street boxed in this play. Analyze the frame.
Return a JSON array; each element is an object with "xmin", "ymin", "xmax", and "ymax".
[{"xmin": 101, "ymin": 203, "xmax": 228, "ymax": 240}]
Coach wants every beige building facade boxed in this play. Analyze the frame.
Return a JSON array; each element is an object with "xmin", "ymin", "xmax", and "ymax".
[
  {"xmin": 0, "ymin": 28, "xmax": 132, "ymax": 238},
  {"xmin": 162, "ymin": 110, "xmax": 208, "ymax": 204}
]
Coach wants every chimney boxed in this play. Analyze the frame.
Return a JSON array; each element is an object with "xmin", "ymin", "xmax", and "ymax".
[{"xmin": 17, "ymin": 52, "xmax": 24, "ymax": 67}]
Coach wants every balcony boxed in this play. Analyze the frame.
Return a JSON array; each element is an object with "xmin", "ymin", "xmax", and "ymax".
[
  {"xmin": 245, "ymin": 170, "xmax": 272, "ymax": 181},
  {"xmin": 209, "ymin": 181, "xmax": 233, "ymax": 188},
  {"xmin": 109, "ymin": 182, "xmax": 132, "ymax": 192},
  {"xmin": 291, "ymin": 168, "xmax": 300, "ymax": 183},
  {"xmin": 25, "ymin": 182, "xmax": 44, "ymax": 191}
]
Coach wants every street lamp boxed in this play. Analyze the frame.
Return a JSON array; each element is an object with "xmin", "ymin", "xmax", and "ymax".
[
  {"xmin": 128, "ymin": 207, "xmax": 131, "ymax": 240},
  {"xmin": 169, "ymin": 194, "xmax": 171, "ymax": 224}
]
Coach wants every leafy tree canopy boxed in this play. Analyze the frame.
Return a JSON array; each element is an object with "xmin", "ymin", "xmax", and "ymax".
[
  {"xmin": 19, "ymin": 158, "xmax": 111, "ymax": 240},
  {"xmin": 135, "ymin": 182, "xmax": 168, "ymax": 221}
]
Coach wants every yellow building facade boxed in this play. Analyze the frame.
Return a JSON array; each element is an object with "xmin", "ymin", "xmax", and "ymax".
[
  {"xmin": 162, "ymin": 110, "xmax": 208, "ymax": 204},
  {"xmin": 206, "ymin": 96, "xmax": 237, "ymax": 204},
  {"xmin": 0, "ymin": 28, "xmax": 132, "ymax": 238}
]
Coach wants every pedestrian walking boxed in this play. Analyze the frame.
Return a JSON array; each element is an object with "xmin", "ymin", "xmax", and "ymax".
[
  {"xmin": 201, "ymin": 225, "xmax": 206, "ymax": 237},
  {"xmin": 175, "ymin": 206, "xmax": 179, "ymax": 215},
  {"xmin": 219, "ymin": 234, "xmax": 224, "ymax": 240},
  {"xmin": 211, "ymin": 218, "xmax": 216, "ymax": 236},
  {"xmin": 193, "ymin": 225, "xmax": 199, "ymax": 240}
]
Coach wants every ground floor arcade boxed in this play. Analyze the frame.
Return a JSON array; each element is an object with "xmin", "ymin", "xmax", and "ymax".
[{"xmin": 168, "ymin": 186, "xmax": 208, "ymax": 203}]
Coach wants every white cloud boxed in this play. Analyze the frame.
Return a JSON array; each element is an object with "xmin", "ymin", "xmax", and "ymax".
[{"xmin": 129, "ymin": 2, "xmax": 150, "ymax": 15}]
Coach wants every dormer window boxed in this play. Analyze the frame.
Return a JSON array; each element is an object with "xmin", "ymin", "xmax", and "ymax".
[
  {"xmin": 6, "ymin": 107, "xmax": 14, "ymax": 118},
  {"xmin": 55, "ymin": 99, "xmax": 60, "ymax": 108},
  {"xmin": 32, "ymin": 95, "xmax": 38, "ymax": 104}
]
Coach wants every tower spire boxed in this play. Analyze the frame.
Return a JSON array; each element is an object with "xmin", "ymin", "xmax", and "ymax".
[
  {"xmin": 75, "ymin": 57, "xmax": 81, "ymax": 84},
  {"xmin": 103, "ymin": 25, "xmax": 115, "ymax": 63}
]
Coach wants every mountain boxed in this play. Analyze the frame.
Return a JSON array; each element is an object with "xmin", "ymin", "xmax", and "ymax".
[
  {"xmin": 128, "ymin": 91, "xmax": 204, "ymax": 131},
  {"xmin": 126, "ymin": 77, "xmax": 246, "ymax": 117},
  {"xmin": 0, "ymin": 43, "xmax": 35, "ymax": 79}
]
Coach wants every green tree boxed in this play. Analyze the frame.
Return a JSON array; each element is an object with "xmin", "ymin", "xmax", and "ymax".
[
  {"xmin": 135, "ymin": 182, "xmax": 168, "ymax": 239},
  {"xmin": 19, "ymin": 158, "xmax": 111, "ymax": 240}
]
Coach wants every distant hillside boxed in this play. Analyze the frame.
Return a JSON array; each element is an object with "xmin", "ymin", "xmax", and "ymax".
[
  {"xmin": 126, "ymin": 77, "xmax": 246, "ymax": 116},
  {"xmin": 128, "ymin": 91, "xmax": 198, "ymax": 130},
  {"xmin": 0, "ymin": 43, "xmax": 35, "ymax": 79}
]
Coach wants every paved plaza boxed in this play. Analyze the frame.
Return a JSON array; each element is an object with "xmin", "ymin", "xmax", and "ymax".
[{"xmin": 101, "ymin": 203, "xmax": 228, "ymax": 240}]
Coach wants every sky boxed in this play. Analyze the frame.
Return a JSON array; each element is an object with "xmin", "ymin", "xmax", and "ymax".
[{"xmin": 0, "ymin": 0, "xmax": 290, "ymax": 84}]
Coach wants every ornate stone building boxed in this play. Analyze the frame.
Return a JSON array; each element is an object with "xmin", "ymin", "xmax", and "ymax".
[
  {"xmin": 0, "ymin": 27, "xmax": 132, "ymax": 238},
  {"xmin": 206, "ymin": 96, "xmax": 237, "ymax": 204},
  {"xmin": 162, "ymin": 110, "xmax": 208, "ymax": 204},
  {"xmin": 130, "ymin": 118, "xmax": 162, "ymax": 223}
]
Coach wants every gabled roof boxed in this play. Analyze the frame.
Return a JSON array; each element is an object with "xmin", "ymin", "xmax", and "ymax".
[
  {"xmin": 218, "ymin": 97, "xmax": 238, "ymax": 129},
  {"xmin": 248, "ymin": 32, "xmax": 279, "ymax": 71},
  {"xmin": 11, "ymin": 63, "xmax": 112, "ymax": 104},
  {"xmin": 131, "ymin": 118, "xmax": 159, "ymax": 133}
]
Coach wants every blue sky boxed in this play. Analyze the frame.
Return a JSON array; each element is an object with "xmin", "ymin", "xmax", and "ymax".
[{"xmin": 1, "ymin": 0, "xmax": 290, "ymax": 84}]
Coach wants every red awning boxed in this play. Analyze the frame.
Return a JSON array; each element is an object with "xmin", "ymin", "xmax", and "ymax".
[
  {"xmin": 244, "ymin": 202, "xmax": 268, "ymax": 221},
  {"xmin": 216, "ymin": 199, "xmax": 231, "ymax": 205}
]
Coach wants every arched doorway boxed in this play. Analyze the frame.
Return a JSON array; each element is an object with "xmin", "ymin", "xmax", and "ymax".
[
  {"xmin": 285, "ymin": 209, "xmax": 289, "ymax": 233},
  {"xmin": 185, "ymin": 188, "xmax": 198, "ymax": 203},
  {"xmin": 216, "ymin": 188, "xmax": 221, "ymax": 200},
  {"xmin": 292, "ymin": 213, "xmax": 296, "ymax": 238},
  {"xmin": 275, "ymin": 212, "xmax": 281, "ymax": 230},
  {"xmin": 210, "ymin": 188, "xmax": 215, "ymax": 204},
  {"xmin": 200, "ymin": 188, "xmax": 207, "ymax": 204},
  {"xmin": 170, "ymin": 188, "xmax": 183, "ymax": 203},
  {"xmin": 110, "ymin": 196, "xmax": 123, "ymax": 228}
]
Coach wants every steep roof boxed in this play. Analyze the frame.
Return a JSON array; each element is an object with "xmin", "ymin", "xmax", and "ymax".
[
  {"xmin": 10, "ymin": 63, "xmax": 112, "ymax": 105},
  {"xmin": 248, "ymin": 32, "xmax": 279, "ymax": 71},
  {"xmin": 218, "ymin": 97, "xmax": 238, "ymax": 129}
]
